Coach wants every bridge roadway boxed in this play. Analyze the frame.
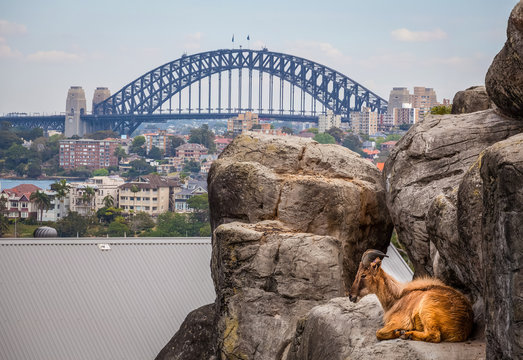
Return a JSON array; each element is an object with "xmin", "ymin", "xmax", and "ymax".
[{"xmin": 0, "ymin": 112, "xmax": 326, "ymax": 133}]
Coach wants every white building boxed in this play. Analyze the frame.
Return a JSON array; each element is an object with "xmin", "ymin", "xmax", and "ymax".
[
  {"xmin": 69, "ymin": 176, "xmax": 125, "ymax": 215},
  {"xmin": 41, "ymin": 190, "xmax": 70, "ymax": 222},
  {"xmin": 318, "ymin": 110, "xmax": 342, "ymax": 133}
]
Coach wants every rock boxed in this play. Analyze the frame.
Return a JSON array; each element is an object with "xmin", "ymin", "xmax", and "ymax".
[
  {"xmin": 485, "ymin": 1, "xmax": 523, "ymax": 119},
  {"xmin": 213, "ymin": 221, "xmax": 345, "ymax": 360},
  {"xmin": 209, "ymin": 133, "xmax": 393, "ymax": 287},
  {"xmin": 384, "ymin": 109, "xmax": 523, "ymax": 278},
  {"xmin": 286, "ymin": 296, "xmax": 486, "ymax": 360},
  {"xmin": 451, "ymin": 86, "xmax": 491, "ymax": 114},
  {"xmin": 155, "ymin": 304, "xmax": 217, "ymax": 360},
  {"xmin": 480, "ymin": 133, "xmax": 523, "ymax": 360}
]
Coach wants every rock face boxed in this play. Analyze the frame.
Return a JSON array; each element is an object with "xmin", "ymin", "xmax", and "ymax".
[
  {"xmin": 485, "ymin": 1, "xmax": 523, "ymax": 119},
  {"xmin": 155, "ymin": 304, "xmax": 216, "ymax": 360},
  {"xmin": 480, "ymin": 134, "xmax": 523, "ymax": 359},
  {"xmin": 384, "ymin": 109, "xmax": 523, "ymax": 278},
  {"xmin": 451, "ymin": 86, "xmax": 491, "ymax": 114},
  {"xmin": 286, "ymin": 296, "xmax": 485, "ymax": 360}
]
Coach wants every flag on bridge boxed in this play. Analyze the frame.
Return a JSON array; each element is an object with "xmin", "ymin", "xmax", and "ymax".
[
  {"xmin": 247, "ymin": 35, "xmax": 250, "ymax": 41},
  {"xmin": 232, "ymin": 34, "xmax": 235, "ymax": 43}
]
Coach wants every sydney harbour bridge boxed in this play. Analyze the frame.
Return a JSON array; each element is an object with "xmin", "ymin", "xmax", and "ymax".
[{"xmin": 1, "ymin": 49, "xmax": 388, "ymax": 135}]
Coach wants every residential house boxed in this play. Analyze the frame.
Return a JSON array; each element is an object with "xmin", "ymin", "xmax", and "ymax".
[
  {"xmin": 69, "ymin": 176, "xmax": 125, "ymax": 215},
  {"xmin": 174, "ymin": 180, "xmax": 208, "ymax": 212},
  {"xmin": 381, "ymin": 141, "xmax": 398, "ymax": 151},
  {"xmin": 1, "ymin": 184, "xmax": 40, "ymax": 219},
  {"xmin": 119, "ymin": 174, "xmax": 180, "ymax": 216},
  {"xmin": 214, "ymin": 136, "xmax": 232, "ymax": 153}
]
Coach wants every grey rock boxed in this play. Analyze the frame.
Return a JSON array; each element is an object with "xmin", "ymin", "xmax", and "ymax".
[
  {"xmin": 286, "ymin": 296, "xmax": 486, "ymax": 360},
  {"xmin": 155, "ymin": 303, "xmax": 217, "ymax": 360},
  {"xmin": 480, "ymin": 133, "xmax": 523, "ymax": 360},
  {"xmin": 485, "ymin": 1, "xmax": 523, "ymax": 119},
  {"xmin": 384, "ymin": 109, "xmax": 523, "ymax": 277},
  {"xmin": 451, "ymin": 86, "xmax": 492, "ymax": 114}
]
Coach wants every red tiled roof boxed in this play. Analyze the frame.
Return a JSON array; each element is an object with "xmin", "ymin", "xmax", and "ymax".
[
  {"xmin": 2, "ymin": 184, "xmax": 41, "ymax": 199},
  {"xmin": 362, "ymin": 149, "xmax": 380, "ymax": 155},
  {"xmin": 376, "ymin": 163, "xmax": 385, "ymax": 171}
]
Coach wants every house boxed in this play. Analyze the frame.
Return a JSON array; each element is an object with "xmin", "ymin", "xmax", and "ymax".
[
  {"xmin": 119, "ymin": 174, "xmax": 180, "ymax": 216},
  {"xmin": 69, "ymin": 176, "xmax": 125, "ymax": 215},
  {"xmin": 214, "ymin": 136, "xmax": 232, "ymax": 153},
  {"xmin": 40, "ymin": 189, "xmax": 70, "ymax": 222},
  {"xmin": 174, "ymin": 180, "xmax": 208, "ymax": 212},
  {"xmin": 381, "ymin": 141, "xmax": 398, "ymax": 151},
  {"xmin": 0, "ymin": 184, "xmax": 41, "ymax": 219}
]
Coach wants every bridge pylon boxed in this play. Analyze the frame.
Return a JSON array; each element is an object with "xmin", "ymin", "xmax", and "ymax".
[{"xmin": 64, "ymin": 86, "xmax": 87, "ymax": 137}]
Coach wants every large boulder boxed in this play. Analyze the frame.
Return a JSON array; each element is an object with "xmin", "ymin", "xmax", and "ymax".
[
  {"xmin": 384, "ymin": 109, "xmax": 523, "ymax": 279},
  {"xmin": 480, "ymin": 133, "xmax": 523, "ymax": 359},
  {"xmin": 485, "ymin": 1, "xmax": 523, "ymax": 119},
  {"xmin": 209, "ymin": 133, "xmax": 393, "ymax": 287},
  {"xmin": 451, "ymin": 86, "xmax": 492, "ymax": 114},
  {"xmin": 286, "ymin": 296, "xmax": 486, "ymax": 360}
]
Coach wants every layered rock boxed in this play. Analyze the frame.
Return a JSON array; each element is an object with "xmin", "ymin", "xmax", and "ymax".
[
  {"xmin": 286, "ymin": 296, "xmax": 485, "ymax": 360},
  {"xmin": 451, "ymin": 86, "xmax": 491, "ymax": 114},
  {"xmin": 485, "ymin": 1, "xmax": 523, "ymax": 119},
  {"xmin": 480, "ymin": 134, "xmax": 523, "ymax": 359}
]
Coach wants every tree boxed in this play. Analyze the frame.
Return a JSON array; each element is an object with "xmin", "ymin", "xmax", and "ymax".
[
  {"xmin": 342, "ymin": 134, "xmax": 363, "ymax": 151},
  {"xmin": 148, "ymin": 146, "xmax": 163, "ymax": 160},
  {"xmin": 187, "ymin": 193, "xmax": 209, "ymax": 223},
  {"xmin": 84, "ymin": 130, "xmax": 118, "ymax": 140},
  {"xmin": 129, "ymin": 211, "xmax": 155, "ymax": 234},
  {"xmin": 183, "ymin": 159, "xmax": 201, "ymax": 174},
  {"xmin": 107, "ymin": 217, "xmax": 130, "ymax": 237},
  {"xmin": 431, "ymin": 105, "xmax": 452, "ymax": 115},
  {"xmin": 51, "ymin": 179, "xmax": 70, "ymax": 214},
  {"xmin": 313, "ymin": 133, "xmax": 336, "ymax": 144},
  {"xmin": 189, "ymin": 124, "xmax": 216, "ymax": 153},
  {"xmin": 114, "ymin": 146, "xmax": 127, "ymax": 163},
  {"xmin": 130, "ymin": 135, "xmax": 146, "ymax": 156},
  {"xmin": 308, "ymin": 127, "xmax": 319, "ymax": 134},
  {"xmin": 281, "ymin": 126, "xmax": 294, "ymax": 135},
  {"xmin": 81, "ymin": 186, "xmax": 96, "ymax": 213},
  {"xmin": 0, "ymin": 197, "xmax": 9, "ymax": 236},
  {"xmin": 126, "ymin": 159, "xmax": 155, "ymax": 177},
  {"xmin": 399, "ymin": 124, "xmax": 413, "ymax": 131},
  {"xmin": 55, "ymin": 211, "xmax": 88, "ymax": 237},
  {"xmin": 169, "ymin": 136, "xmax": 185, "ymax": 156},
  {"xmin": 326, "ymin": 127, "xmax": 344, "ymax": 143},
  {"xmin": 92, "ymin": 168, "xmax": 109, "ymax": 176},
  {"xmin": 27, "ymin": 161, "xmax": 42, "ymax": 178},
  {"xmin": 30, "ymin": 190, "xmax": 52, "ymax": 223},
  {"xmin": 103, "ymin": 194, "xmax": 114, "ymax": 208},
  {"xmin": 96, "ymin": 206, "xmax": 122, "ymax": 224}
]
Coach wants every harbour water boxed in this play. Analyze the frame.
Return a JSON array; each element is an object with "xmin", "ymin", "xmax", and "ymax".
[{"xmin": 0, "ymin": 179, "xmax": 83, "ymax": 191}]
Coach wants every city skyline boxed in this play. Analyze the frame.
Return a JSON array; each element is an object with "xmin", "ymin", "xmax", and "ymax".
[{"xmin": 0, "ymin": 0, "xmax": 518, "ymax": 114}]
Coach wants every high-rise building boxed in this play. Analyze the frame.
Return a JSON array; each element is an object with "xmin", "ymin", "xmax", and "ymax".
[
  {"xmin": 350, "ymin": 107, "xmax": 378, "ymax": 135},
  {"xmin": 393, "ymin": 103, "xmax": 420, "ymax": 126},
  {"xmin": 387, "ymin": 87, "xmax": 411, "ymax": 114},
  {"xmin": 318, "ymin": 110, "xmax": 342, "ymax": 133},
  {"xmin": 227, "ymin": 112, "xmax": 259, "ymax": 136},
  {"xmin": 59, "ymin": 139, "xmax": 119, "ymax": 169},
  {"xmin": 144, "ymin": 130, "xmax": 173, "ymax": 154},
  {"xmin": 410, "ymin": 87, "xmax": 438, "ymax": 119}
]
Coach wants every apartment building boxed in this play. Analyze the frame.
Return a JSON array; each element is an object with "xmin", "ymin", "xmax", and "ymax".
[
  {"xmin": 41, "ymin": 190, "xmax": 70, "ymax": 222},
  {"xmin": 59, "ymin": 139, "xmax": 119, "ymax": 169},
  {"xmin": 350, "ymin": 107, "xmax": 378, "ymax": 135},
  {"xmin": 318, "ymin": 110, "xmax": 342, "ymax": 133},
  {"xmin": 119, "ymin": 175, "xmax": 180, "ymax": 216},
  {"xmin": 393, "ymin": 104, "xmax": 420, "ymax": 126},
  {"xmin": 227, "ymin": 111, "xmax": 259, "ymax": 136},
  {"xmin": 176, "ymin": 143, "xmax": 208, "ymax": 160},
  {"xmin": 411, "ymin": 87, "xmax": 438, "ymax": 120},
  {"xmin": 144, "ymin": 130, "xmax": 173, "ymax": 154},
  {"xmin": 69, "ymin": 176, "xmax": 125, "ymax": 215}
]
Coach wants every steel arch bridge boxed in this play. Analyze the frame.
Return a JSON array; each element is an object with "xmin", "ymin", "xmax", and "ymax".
[{"xmin": 93, "ymin": 48, "xmax": 387, "ymax": 134}]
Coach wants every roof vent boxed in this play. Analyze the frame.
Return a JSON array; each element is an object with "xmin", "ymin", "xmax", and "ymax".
[{"xmin": 98, "ymin": 243, "xmax": 111, "ymax": 251}]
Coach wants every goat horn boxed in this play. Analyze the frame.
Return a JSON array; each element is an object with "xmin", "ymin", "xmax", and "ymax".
[{"xmin": 362, "ymin": 249, "xmax": 389, "ymax": 267}]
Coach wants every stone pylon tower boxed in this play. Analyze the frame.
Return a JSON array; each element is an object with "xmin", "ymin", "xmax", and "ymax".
[
  {"xmin": 92, "ymin": 87, "xmax": 111, "ymax": 115},
  {"xmin": 64, "ymin": 86, "xmax": 87, "ymax": 137}
]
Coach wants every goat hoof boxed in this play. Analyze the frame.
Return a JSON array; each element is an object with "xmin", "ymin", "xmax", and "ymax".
[{"xmin": 400, "ymin": 331, "xmax": 411, "ymax": 340}]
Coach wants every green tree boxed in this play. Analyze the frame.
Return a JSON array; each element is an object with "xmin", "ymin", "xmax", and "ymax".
[
  {"xmin": 84, "ymin": 130, "xmax": 119, "ymax": 140},
  {"xmin": 199, "ymin": 223, "xmax": 211, "ymax": 236},
  {"xmin": 50, "ymin": 179, "xmax": 70, "ymax": 210},
  {"xmin": 5, "ymin": 144, "xmax": 30, "ymax": 170},
  {"xmin": 313, "ymin": 133, "xmax": 336, "ymax": 144},
  {"xmin": 0, "ymin": 127, "xmax": 22, "ymax": 150},
  {"xmin": 107, "ymin": 217, "xmax": 130, "ymax": 237},
  {"xmin": 92, "ymin": 168, "xmax": 109, "ymax": 176},
  {"xmin": 431, "ymin": 105, "xmax": 452, "ymax": 115},
  {"xmin": 96, "ymin": 206, "xmax": 122, "ymax": 224},
  {"xmin": 183, "ymin": 159, "xmax": 201, "ymax": 173},
  {"xmin": 130, "ymin": 135, "xmax": 146, "ymax": 156},
  {"xmin": 30, "ymin": 190, "xmax": 52, "ymax": 223},
  {"xmin": 326, "ymin": 127, "xmax": 344, "ymax": 143},
  {"xmin": 169, "ymin": 136, "xmax": 186, "ymax": 156},
  {"xmin": 188, "ymin": 124, "xmax": 216, "ymax": 153},
  {"xmin": 342, "ymin": 134, "xmax": 363, "ymax": 152},
  {"xmin": 26, "ymin": 161, "xmax": 42, "ymax": 178},
  {"xmin": 103, "ymin": 194, "xmax": 114, "ymax": 208},
  {"xmin": 126, "ymin": 159, "xmax": 155, "ymax": 177},
  {"xmin": 148, "ymin": 146, "xmax": 163, "ymax": 160},
  {"xmin": 56, "ymin": 212, "xmax": 88, "ymax": 237},
  {"xmin": 308, "ymin": 127, "xmax": 319, "ymax": 134},
  {"xmin": 114, "ymin": 146, "xmax": 127, "ymax": 163},
  {"xmin": 81, "ymin": 186, "xmax": 96, "ymax": 213},
  {"xmin": 187, "ymin": 193, "xmax": 209, "ymax": 223}
]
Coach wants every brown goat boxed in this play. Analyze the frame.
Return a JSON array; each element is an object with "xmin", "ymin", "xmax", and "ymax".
[{"xmin": 348, "ymin": 249, "xmax": 474, "ymax": 343}]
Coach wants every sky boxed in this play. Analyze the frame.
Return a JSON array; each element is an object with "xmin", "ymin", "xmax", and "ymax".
[{"xmin": 0, "ymin": 0, "xmax": 518, "ymax": 115}]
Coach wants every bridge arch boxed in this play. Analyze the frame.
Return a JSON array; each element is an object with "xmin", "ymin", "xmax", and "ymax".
[{"xmin": 94, "ymin": 49, "xmax": 387, "ymax": 130}]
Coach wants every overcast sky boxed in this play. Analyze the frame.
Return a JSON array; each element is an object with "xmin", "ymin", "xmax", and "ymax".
[{"xmin": 0, "ymin": 0, "xmax": 518, "ymax": 114}]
